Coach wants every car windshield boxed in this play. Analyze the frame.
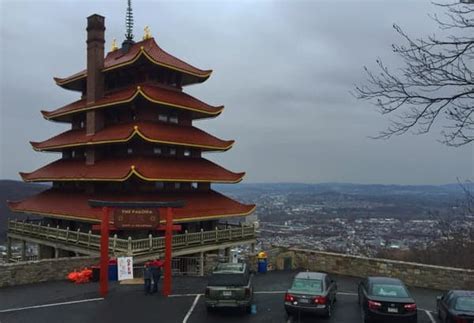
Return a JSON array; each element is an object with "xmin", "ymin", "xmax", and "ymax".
[
  {"xmin": 291, "ymin": 278, "xmax": 322, "ymax": 293},
  {"xmin": 208, "ymin": 273, "xmax": 248, "ymax": 287},
  {"xmin": 371, "ymin": 283, "xmax": 409, "ymax": 298},
  {"xmin": 455, "ymin": 297, "xmax": 474, "ymax": 311}
]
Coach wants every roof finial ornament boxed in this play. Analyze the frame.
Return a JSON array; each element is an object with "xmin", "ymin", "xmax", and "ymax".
[
  {"xmin": 143, "ymin": 25, "xmax": 152, "ymax": 40},
  {"xmin": 111, "ymin": 38, "xmax": 119, "ymax": 51},
  {"xmin": 125, "ymin": 0, "xmax": 134, "ymax": 41}
]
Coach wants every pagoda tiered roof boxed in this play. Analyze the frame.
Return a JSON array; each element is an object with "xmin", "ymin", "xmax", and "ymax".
[
  {"xmin": 31, "ymin": 122, "xmax": 234, "ymax": 152},
  {"xmin": 20, "ymin": 157, "xmax": 245, "ymax": 183},
  {"xmin": 8, "ymin": 189, "xmax": 256, "ymax": 223},
  {"xmin": 42, "ymin": 84, "xmax": 223, "ymax": 121},
  {"xmin": 54, "ymin": 38, "xmax": 212, "ymax": 90}
]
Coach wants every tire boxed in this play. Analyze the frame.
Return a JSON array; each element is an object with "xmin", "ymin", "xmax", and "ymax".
[{"xmin": 245, "ymin": 304, "xmax": 252, "ymax": 314}]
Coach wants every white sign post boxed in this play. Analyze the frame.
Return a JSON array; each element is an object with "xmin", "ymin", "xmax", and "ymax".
[{"xmin": 117, "ymin": 256, "xmax": 134, "ymax": 281}]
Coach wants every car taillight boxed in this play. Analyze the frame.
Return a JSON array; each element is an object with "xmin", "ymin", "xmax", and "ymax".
[
  {"xmin": 454, "ymin": 318, "xmax": 468, "ymax": 323},
  {"xmin": 314, "ymin": 296, "xmax": 327, "ymax": 304},
  {"xmin": 205, "ymin": 288, "xmax": 210, "ymax": 297},
  {"xmin": 245, "ymin": 288, "xmax": 251, "ymax": 297},
  {"xmin": 368, "ymin": 300, "xmax": 382, "ymax": 310},
  {"xmin": 404, "ymin": 303, "xmax": 417, "ymax": 312},
  {"xmin": 285, "ymin": 293, "xmax": 295, "ymax": 302}
]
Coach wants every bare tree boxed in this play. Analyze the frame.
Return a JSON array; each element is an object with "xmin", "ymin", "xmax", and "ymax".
[{"xmin": 355, "ymin": 2, "xmax": 473, "ymax": 147}]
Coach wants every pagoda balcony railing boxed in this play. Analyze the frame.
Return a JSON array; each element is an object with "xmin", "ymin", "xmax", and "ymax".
[{"xmin": 7, "ymin": 220, "xmax": 256, "ymax": 256}]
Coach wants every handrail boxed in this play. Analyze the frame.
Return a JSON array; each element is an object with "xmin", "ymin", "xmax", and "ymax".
[{"xmin": 7, "ymin": 220, "xmax": 256, "ymax": 256}]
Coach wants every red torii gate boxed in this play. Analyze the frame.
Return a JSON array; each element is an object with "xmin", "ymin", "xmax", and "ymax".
[{"xmin": 88, "ymin": 200, "xmax": 185, "ymax": 298}]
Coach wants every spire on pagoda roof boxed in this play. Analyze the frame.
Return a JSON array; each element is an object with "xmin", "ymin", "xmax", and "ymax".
[{"xmin": 122, "ymin": 0, "xmax": 135, "ymax": 52}]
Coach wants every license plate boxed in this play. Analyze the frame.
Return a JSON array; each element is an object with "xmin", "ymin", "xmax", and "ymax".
[
  {"xmin": 387, "ymin": 307, "xmax": 398, "ymax": 313},
  {"xmin": 222, "ymin": 291, "xmax": 232, "ymax": 296},
  {"xmin": 299, "ymin": 298, "xmax": 310, "ymax": 304}
]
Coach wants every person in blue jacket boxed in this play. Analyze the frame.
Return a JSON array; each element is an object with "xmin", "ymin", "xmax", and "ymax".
[{"xmin": 143, "ymin": 263, "xmax": 152, "ymax": 295}]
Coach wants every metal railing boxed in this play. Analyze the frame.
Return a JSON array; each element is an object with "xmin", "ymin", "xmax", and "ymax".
[{"xmin": 7, "ymin": 220, "xmax": 256, "ymax": 257}]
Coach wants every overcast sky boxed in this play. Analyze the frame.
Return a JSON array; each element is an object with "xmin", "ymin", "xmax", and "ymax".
[{"xmin": 0, "ymin": 0, "xmax": 472, "ymax": 185}]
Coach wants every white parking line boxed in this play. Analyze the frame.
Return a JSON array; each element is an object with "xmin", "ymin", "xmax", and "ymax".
[
  {"xmin": 0, "ymin": 298, "xmax": 104, "ymax": 313},
  {"xmin": 425, "ymin": 309, "xmax": 436, "ymax": 323},
  {"xmin": 170, "ymin": 293, "xmax": 202, "ymax": 298},
  {"xmin": 182, "ymin": 294, "xmax": 201, "ymax": 323}
]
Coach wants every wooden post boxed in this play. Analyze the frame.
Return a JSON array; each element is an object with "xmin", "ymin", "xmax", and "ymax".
[
  {"xmin": 127, "ymin": 236, "xmax": 132, "ymax": 256},
  {"xmin": 88, "ymin": 230, "xmax": 92, "ymax": 247},
  {"xmin": 99, "ymin": 206, "xmax": 110, "ymax": 297},
  {"xmin": 21, "ymin": 240, "xmax": 26, "ymax": 261},
  {"xmin": 200, "ymin": 228, "xmax": 204, "ymax": 244},
  {"xmin": 215, "ymin": 226, "xmax": 219, "ymax": 242},
  {"xmin": 163, "ymin": 207, "xmax": 173, "ymax": 297},
  {"xmin": 149, "ymin": 233, "xmax": 153, "ymax": 250},
  {"xmin": 199, "ymin": 252, "xmax": 204, "ymax": 276},
  {"xmin": 113, "ymin": 234, "xmax": 117, "ymax": 253},
  {"xmin": 184, "ymin": 230, "xmax": 188, "ymax": 246},
  {"xmin": 6, "ymin": 237, "xmax": 12, "ymax": 263},
  {"xmin": 65, "ymin": 227, "xmax": 70, "ymax": 241}
]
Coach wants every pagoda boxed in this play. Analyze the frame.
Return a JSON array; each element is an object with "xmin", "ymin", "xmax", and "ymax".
[{"xmin": 7, "ymin": 5, "xmax": 255, "ymax": 261}]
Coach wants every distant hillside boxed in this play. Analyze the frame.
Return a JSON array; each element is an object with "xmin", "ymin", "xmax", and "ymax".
[
  {"xmin": 0, "ymin": 180, "xmax": 48, "ymax": 241},
  {"xmin": 215, "ymin": 182, "xmax": 471, "ymax": 196}
]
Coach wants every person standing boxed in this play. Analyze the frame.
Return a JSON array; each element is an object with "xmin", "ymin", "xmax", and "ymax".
[
  {"xmin": 143, "ymin": 263, "xmax": 152, "ymax": 295},
  {"xmin": 150, "ymin": 258, "xmax": 164, "ymax": 294}
]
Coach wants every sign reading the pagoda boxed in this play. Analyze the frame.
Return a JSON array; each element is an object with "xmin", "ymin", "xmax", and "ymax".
[{"xmin": 113, "ymin": 208, "xmax": 160, "ymax": 229}]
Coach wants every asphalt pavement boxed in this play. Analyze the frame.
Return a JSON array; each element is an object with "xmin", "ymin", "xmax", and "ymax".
[{"xmin": 0, "ymin": 270, "xmax": 442, "ymax": 323}]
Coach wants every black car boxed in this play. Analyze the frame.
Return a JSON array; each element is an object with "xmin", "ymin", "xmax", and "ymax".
[
  {"xmin": 358, "ymin": 276, "xmax": 417, "ymax": 323},
  {"xmin": 437, "ymin": 290, "xmax": 474, "ymax": 323},
  {"xmin": 284, "ymin": 271, "xmax": 337, "ymax": 318},
  {"xmin": 204, "ymin": 262, "xmax": 253, "ymax": 313}
]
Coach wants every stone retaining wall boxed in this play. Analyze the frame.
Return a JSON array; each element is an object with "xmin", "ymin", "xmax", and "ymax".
[
  {"xmin": 0, "ymin": 257, "xmax": 99, "ymax": 288},
  {"xmin": 267, "ymin": 248, "xmax": 473, "ymax": 290}
]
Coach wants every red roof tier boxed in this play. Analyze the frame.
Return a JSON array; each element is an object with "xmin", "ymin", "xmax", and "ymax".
[
  {"xmin": 42, "ymin": 84, "xmax": 223, "ymax": 121},
  {"xmin": 20, "ymin": 157, "xmax": 245, "ymax": 183},
  {"xmin": 54, "ymin": 38, "xmax": 212, "ymax": 90},
  {"xmin": 31, "ymin": 122, "xmax": 234, "ymax": 152},
  {"xmin": 8, "ymin": 189, "xmax": 256, "ymax": 223}
]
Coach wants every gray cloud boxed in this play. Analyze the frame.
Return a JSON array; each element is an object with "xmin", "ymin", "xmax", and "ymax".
[{"xmin": 1, "ymin": 0, "xmax": 472, "ymax": 185}]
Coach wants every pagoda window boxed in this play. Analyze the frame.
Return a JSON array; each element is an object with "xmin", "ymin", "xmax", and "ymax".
[
  {"xmin": 191, "ymin": 182, "xmax": 198, "ymax": 190},
  {"xmin": 169, "ymin": 148, "xmax": 176, "ymax": 156},
  {"xmin": 127, "ymin": 148, "xmax": 133, "ymax": 154},
  {"xmin": 169, "ymin": 115, "xmax": 178, "ymax": 124},
  {"xmin": 155, "ymin": 182, "xmax": 164, "ymax": 190},
  {"xmin": 184, "ymin": 149, "xmax": 191, "ymax": 157},
  {"xmin": 71, "ymin": 150, "xmax": 76, "ymax": 158},
  {"xmin": 153, "ymin": 147, "xmax": 162, "ymax": 155},
  {"xmin": 158, "ymin": 114, "xmax": 168, "ymax": 122},
  {"xmin": 174, "ymin": 182, "xmax": 181, "ymax": 190},
  {"xmin": 80, "ymin": 121, "xmax": 85, "ymax": 128}
]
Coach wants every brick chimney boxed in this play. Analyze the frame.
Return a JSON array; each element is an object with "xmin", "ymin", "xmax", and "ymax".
[
  {"xmin": 86, "ymin": 14, "xmax": 105, "ymax": 136},
  {"xmin": 85, "ymin": 14, "xmax": 105, "ymax": 165}
]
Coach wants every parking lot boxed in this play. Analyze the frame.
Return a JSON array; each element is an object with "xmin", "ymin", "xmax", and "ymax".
[{"xmin": 0, "ymin": 271, "xmax": 441, "ymax": 323}]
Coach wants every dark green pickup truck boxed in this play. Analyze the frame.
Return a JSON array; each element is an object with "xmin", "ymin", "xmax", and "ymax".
[{"xmin": 204, "ymin": 262, "xmax": 254, "ymax": 312}]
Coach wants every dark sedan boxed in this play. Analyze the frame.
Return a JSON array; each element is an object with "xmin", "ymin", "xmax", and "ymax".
[
  {"xmin": 284, "ymin": 271, "xmax": 337, "ymax": 318},
  {"xmin": 437, "ymin": 290, "xmax": 474, "ymax": 323},
  {"xmin": 358, "ymin": 276, "xmax": 417, "ymax": 323}
]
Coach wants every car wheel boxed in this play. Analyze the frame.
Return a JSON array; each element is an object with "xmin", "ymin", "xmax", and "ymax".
[{"xmin": 245, "ymin": 304, "xmax": 252, "ymax": 314}]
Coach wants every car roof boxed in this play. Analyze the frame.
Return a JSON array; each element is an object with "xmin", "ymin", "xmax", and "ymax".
[
  {"xmin": 213, "ymin": 262, "xmax": 246, "ymax": 273},
  {"xmin": 449, "ymin": 290, "xmax": 474, "ymax": 297},
  {"xmin": 367, "ymin": 276, "xmax": 404, "ymax": 285},
  {"xmin": 294, "ymin": 272, "xmax": 326, "ymax": 280}
]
